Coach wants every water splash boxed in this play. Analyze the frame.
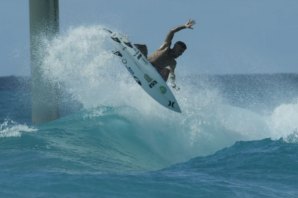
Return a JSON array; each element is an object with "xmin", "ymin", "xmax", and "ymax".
[
  {"xmin": 38, "ymin": 25, "xmax": 297, "ymax": 160},
  {"xmin": 268, "ymin": 99, "xmax": 298, "ymax": 142},
  {"xmin": 0, "ymin": 119, "xmax": 36, "ymax": 138}
]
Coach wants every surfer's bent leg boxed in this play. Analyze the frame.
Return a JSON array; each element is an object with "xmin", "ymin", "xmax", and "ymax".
[{"xmin": 134, "ymin": 44, "xmax": 148, "ymax": 57}]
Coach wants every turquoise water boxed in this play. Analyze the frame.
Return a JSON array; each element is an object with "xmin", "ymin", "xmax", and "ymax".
[
  {"xmin": 1, "ymin": 26, "xmax": 298, "ymax": 197},
  {"xmin": 1, "ymin": 74, "xmax": 298, "ymax": 197}
]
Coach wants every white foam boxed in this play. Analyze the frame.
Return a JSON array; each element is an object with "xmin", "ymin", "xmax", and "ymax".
[
  {"xmin": 0, "ymin": 120, "xmax": 37, "ymax": 138},
  {"xmin": 267, "ymin": 99, "xmax": 298, "ymax": 141},
  {"xmin": 41, "ymin": 25, "xmax": 159, "ymax": 111}
]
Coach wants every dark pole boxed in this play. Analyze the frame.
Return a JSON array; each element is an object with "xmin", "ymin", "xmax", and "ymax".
[{"xmin": 29, "ymin": 0, "xmax": 59, "ymax": 124}]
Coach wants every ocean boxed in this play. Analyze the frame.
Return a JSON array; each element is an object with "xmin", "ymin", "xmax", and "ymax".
[{"xmin": 1, "ymin": 26, "xmax": 298, "ymax": 197}]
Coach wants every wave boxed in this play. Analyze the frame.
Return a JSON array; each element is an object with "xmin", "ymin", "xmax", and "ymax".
[
  {"xmin": 160, "ymin": 138, "xmax": 298, "ymax": 197},
  {"xmin": 23, "ymin": 25, "xmax": 298, "ymax": 172},
  {"xmin": 22, "ymin": 102, "xmax": 296, "ymax": 174},
  {"xmin": 166, "ymin": 138, "xmax": 298, "ymax": 173}
]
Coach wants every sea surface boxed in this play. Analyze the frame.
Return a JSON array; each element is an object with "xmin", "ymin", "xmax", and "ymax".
[{"xmin": 1, "ymin": 26, "xmax": 298, "ymax": 197}]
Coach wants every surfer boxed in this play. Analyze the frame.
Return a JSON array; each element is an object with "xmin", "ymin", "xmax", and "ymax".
[{"xmin": 136, "ymin": 19, "xmax": 195, "ymax": 89}]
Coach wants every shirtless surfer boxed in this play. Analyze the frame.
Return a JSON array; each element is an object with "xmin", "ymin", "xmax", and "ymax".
[{"xmin": 136, "ymin": 19, "xmax": 196, "ymax": 89}]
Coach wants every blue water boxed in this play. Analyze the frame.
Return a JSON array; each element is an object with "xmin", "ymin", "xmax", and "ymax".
[{"xmin": 1, "ymin": 27, "xmax": 298, "ymax": 197}]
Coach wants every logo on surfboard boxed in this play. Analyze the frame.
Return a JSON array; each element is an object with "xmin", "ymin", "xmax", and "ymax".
[
  {"xmin": 144, "ymin": 74, "xmax": 157, "ymax": 88},
  {"xmin": 159, "ymin": 86, "xmax": 167, "ymax": 94},
  {"xmin": 168, "ymin": 101, "xmax": 176, "ymax": 108},
  {"xmin": 133, "ymin": 76, "xmax": 142, "ymax": 86}
]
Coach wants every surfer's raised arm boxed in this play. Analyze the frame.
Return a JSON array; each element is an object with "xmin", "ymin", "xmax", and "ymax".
[
  {"xmin": 160, "ymin": 19, "xmax": 196, "ymax": 49},
  {"xmin": 147, "ymin": 19, "xmax": 195, "ymax": 85}
]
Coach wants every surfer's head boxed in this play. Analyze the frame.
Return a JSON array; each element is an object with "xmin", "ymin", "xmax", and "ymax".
[{"xmin": 172, "ymin": 41, "xmax": 187, "ymax": 58}]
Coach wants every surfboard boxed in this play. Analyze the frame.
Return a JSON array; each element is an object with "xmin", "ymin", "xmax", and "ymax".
[{"xmin": 104, "ymin": 29, "xmax": 181, "ymax": 113}]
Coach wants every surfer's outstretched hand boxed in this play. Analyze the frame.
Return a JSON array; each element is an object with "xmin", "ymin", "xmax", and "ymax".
[{"xmin": 185, "ymin": 19, "xmax": 196, "ymax": 29}]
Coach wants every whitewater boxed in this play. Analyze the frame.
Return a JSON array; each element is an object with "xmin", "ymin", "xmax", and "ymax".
[{"xmin": 1, "ymin": 26, "xmax": 298, "ymax": 197}]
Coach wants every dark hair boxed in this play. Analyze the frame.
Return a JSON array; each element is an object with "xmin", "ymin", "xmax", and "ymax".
[{"xmin": 175, "ymin": 41, "xmax": 187, "ymax": 50}]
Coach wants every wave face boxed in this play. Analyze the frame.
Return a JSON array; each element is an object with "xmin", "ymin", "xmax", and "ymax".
[{"xmin": 1, "ymin": 26, "xmax": 298, "ymax": 197}]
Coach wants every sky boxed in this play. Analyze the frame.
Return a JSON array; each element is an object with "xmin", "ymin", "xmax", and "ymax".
[{"xmin": 1, "ymin": 0, "xmax": 298, "ymax": 76}]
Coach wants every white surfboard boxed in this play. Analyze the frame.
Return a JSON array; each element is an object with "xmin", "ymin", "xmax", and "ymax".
[{"xmin": 104, "ymin": 29, "xmax": 181, "ymax": 113}]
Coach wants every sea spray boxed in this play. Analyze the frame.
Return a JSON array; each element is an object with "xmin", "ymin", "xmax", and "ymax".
[
  {"xmin": 42, "ymin": 26, "xmax": 121, "ymax": 107},
  {"xmin": 268, "ymin": 99, "xmax": 298, "ymax": 141},
  {"xmin": 37, "ymin": 25, "xmax": 296, "ymax": 161}
]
